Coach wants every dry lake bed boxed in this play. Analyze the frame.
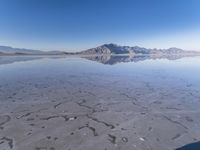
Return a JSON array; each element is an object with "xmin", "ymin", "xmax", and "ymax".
[{"xmin": 0, "ymin": 55, "xmax": 200, "ymax": 150}]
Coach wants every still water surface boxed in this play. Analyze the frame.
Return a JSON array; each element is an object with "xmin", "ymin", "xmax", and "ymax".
[{"xmin": 0, "ymin": 55, "xmax": 200, "ymax": 150}]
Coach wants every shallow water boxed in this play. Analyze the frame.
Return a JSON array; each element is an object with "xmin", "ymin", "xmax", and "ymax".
[{"xmin": 0, "ymin": 55, "xmax": 200, "ymax": 150}]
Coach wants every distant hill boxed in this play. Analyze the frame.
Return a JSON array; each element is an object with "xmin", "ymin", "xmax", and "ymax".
[
  {"xmin": 79, "ymin": 43, "xmax": 195, "ymax": 55},
  {"xmin": 0, "ymin": 46, "xmax": 43, "ymax": 54},
  {"xmin": 0, "ymin": 46, "xmax": 65, "ymax": 55}
]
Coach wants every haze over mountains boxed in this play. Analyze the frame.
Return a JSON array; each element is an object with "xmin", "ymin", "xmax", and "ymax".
[
  {"xmin": 0, "ymin": 44, "xmax": 199, "ymax": 55},
  {"xmin": 0, "ymin": 46, "xmax": 67, "ymax": 55}
]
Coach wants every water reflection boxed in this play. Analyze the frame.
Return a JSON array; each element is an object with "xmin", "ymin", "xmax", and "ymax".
[
  {"xmin": 0, "ymin": 55, "xmax": 200, "ymax": 150},
  {"xmin": 0, "ymin": 55, "xmax": 198, "ymax": 66},
  {"xmin": 82, "ymin": 54, "xmax": 196, "ymax": 65},
  {"xmin": 0, "ymin": 56, "xmax": 64, "ymax": 65}
]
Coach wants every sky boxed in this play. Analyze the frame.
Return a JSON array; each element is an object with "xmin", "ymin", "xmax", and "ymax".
[{"xmin": 0, "ymin": 0, "xmax": 200, "ymax": 51}]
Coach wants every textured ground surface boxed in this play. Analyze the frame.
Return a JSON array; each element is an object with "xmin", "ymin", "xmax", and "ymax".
[{"xmin": 0, "ymin": 56, "xmax": 200, "ymax": 150}]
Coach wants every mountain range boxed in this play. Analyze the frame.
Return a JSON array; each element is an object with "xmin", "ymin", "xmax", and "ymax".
[
  {"xmin": 0, "ymin": 44, "xmax": 199, "ymax": 55},
  {"xmin": 79, "ymin": 43, "xmax": 190, "ymax": 55}
]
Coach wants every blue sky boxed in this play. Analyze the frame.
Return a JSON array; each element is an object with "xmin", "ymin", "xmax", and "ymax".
[{"xmin": 0, "ymin": 0, "xmax": 200, "ymax": 51}]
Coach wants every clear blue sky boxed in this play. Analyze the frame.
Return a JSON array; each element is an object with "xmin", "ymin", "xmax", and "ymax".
[{"xmin": 0, "ymin": 0, "xmax": 200, "ymax": 51}]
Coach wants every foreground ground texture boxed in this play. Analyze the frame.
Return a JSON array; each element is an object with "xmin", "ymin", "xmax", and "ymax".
[{"xmin": 0, "ymin": 56, "xmax": 200, "ymax": 150}]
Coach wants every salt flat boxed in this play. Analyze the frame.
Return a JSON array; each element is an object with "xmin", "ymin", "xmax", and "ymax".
[{"xmin": 0, "ymin": 56, "xmax": 200, "ymax": 150}]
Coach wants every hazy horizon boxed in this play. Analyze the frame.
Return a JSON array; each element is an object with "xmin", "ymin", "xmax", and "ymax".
[
  {"xmin": 0, "ymin": 42, "xmax": 200, "ymax": 52},
  {"xmin": 0, "ymin": 0, "xmax": 200, "ymax": 51}
]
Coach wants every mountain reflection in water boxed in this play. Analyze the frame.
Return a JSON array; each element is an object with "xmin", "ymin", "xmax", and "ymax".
[
  {"xmin": 0, "ymin": 54, "xmax": 198, "ymax": 66},
  {"xmin": 82, "ymin": 54, "xmax": 195, "ymax": 65},
  {"xmin": 0, "ymin": 56, "xmax": 64, "ymax": 65}
]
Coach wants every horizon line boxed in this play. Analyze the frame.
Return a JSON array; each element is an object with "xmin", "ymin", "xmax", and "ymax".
[{"xmin": 0, "ymin": 43, "xmax": 198, "ymax": 52}]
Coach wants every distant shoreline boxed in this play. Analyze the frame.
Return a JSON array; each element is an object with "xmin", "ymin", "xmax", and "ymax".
[{"xmin": 1, "ymin": 53, "xmax": 200, "ymax": 57}]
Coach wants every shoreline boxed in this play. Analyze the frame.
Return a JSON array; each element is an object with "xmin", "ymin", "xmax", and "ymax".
[{"xmin": 1, "ymin": 53, "xmax": 200, "ymax": 57}]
